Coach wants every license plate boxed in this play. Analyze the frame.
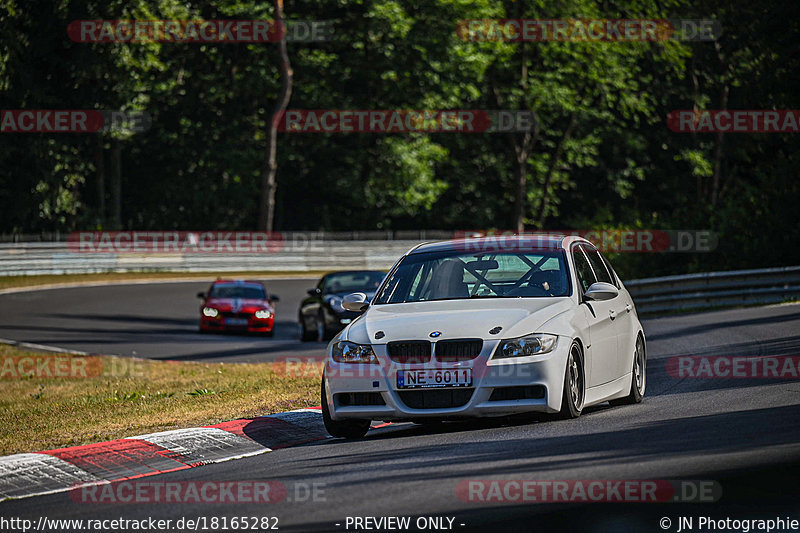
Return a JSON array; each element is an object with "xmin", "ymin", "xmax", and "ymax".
[
  {"xmin": 225, "ymin": 318, "xmax": 248, "ymax": 326},
  {"xmin": 397, "ymin": 368, "xmax": 472, "ymax": 389}
]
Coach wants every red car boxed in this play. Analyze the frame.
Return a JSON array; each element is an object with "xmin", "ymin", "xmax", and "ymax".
[{"xmin": 197, "ymin": 280, "xmax": 278, "ymax": 336}]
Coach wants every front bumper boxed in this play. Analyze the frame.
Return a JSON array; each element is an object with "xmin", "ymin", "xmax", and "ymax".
[
  {"xmin": 324, "ymin": 337, "xmax": 569, "ymax": 420},
  {"xmin": 200, "ymin": 316, "xmax": 274, "ymax": 333},
  {"xmin": 329, "ymin": 309, "xmax": 360, "ymax": 327}
]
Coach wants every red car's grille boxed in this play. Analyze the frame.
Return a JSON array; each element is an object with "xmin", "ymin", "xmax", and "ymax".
[
  {"xmin": 387, "ymin": 341, "xmax": 431, "ymax": 363},
  {"xmin": 435, "ymin": 339, "xmax": 483, "ymax": 361},
  {"xmin": 221, "ymin": 312, "xmax": 251, "ymax": 319}
]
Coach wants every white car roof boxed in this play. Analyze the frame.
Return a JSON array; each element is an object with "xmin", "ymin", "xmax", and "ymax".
[{"xmin": 410, "ymin": 234, "xmax": 592, "ymax": 255}]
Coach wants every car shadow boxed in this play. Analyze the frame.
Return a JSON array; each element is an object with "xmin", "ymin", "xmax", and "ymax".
[{"xmin": 306, "ymin": 404, "xmax": 800, "ymax": 483}]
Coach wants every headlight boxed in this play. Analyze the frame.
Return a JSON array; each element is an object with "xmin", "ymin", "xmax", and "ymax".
[
  {"xmin": 495, "ymin": 334, "xmax": 558, "ymax": 359},
  {"xmin": 254, "ymin": 310, "xmax": 272, "ymax": 319},
  {"xmin": 332, "ymin": 341, "xmax": 377, "ymax": 364},
  {"xmin": 202, "ymin": 307, "xmax": 219, "ymax": 318},
  {"xmin": 324, "ymin": 295, "xmax": 345, "ymax": 313}
]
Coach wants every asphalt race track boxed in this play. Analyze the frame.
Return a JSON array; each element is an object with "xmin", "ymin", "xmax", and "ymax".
[
  {"xmin": 1, "ymin": 282, "xmax": 800, "ymax": 531},
  {"xmin": 0, "ymin": 279, "xmax": 328, "ymax": 362}
]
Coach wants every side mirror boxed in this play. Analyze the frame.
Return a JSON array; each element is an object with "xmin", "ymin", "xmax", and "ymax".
[
  {"xmin": 197, "ymin": 292, "xmax": 206, "ymax": 299},
  {"xmin": 342, "ymin": 292, "xmax": 369, "ymax": 312},
  {"xmin": 270, "ymin": 294, "xmax": 280, "ymax": 302},
  {"xmin": 584, "ymin": 282, "xmax": 619, "ymax": 302},
  {"xmin": 307, "ymin": 288, "xmax": 322, "ymax": 296}
]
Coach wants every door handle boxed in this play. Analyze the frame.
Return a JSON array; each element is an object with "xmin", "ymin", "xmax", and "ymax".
[
  {"xmin": 609, "ymin": 309, "xmax": 617, "ymax": 320},
  {"xmin": 625, "ymin": 303, "xmax": 632, "ymax": 313}
]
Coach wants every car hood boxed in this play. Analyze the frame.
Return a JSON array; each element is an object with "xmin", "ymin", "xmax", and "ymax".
[{"xmin": 346, "ymin": 297, "xmax": 574, "ymax": 343}]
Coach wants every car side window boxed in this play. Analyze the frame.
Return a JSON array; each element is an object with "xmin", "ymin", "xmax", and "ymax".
[
  {"xmin": 375, "ymin": 267, "xmax": 410, "ymax": 304},
  {"xmin": 572, "ymin": 245, "xmax": 597, "ymax": 293},
  {"xmin": 583, "ymin": 246, "xmax": 614, "ymax": 285},
  {"xmin": 598, "ymin": 252, "xmax": 620, "ymax": 288}
]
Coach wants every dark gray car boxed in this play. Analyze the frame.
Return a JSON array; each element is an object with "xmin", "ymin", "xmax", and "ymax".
[{"xmin": 299, "ymin": 270, "xmax": 386, "ymax": 341}]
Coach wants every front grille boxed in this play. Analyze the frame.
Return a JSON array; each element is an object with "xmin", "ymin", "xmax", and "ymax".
[
  {"xmin": 489, "ymin": 385, "xmax": 546, "ymax": 401},
  {"xmin": 397, "ymin": 388, "xmax": 474, "ymax": 409},
  {"xmin": 221, "ymin": 311, "xmax": 250, "ymax": 319},
  {"xmin": 435, "ymin": 339, "xmax": 483, "ymax": 361},
  {"xmin": 387, "ymin": 341, "xmax": 431, "ymax": 363},
  {"xmin": 336, "ymin": 392, "xmax": 386, "ymax": 407}
]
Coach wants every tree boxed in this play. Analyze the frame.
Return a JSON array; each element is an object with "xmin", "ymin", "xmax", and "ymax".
[{"xmin": 257, "ymin": 0, "xmax": 292, "ymax": 232}]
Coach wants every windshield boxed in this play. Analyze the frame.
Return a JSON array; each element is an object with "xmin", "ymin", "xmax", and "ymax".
[
  {"xmin": 374, "ymin": 250, "xmax": 570, "ymax": 304},
  {"xmin": 323, "ymin": 271, "xmax": 385, "ymax": 294},
  {"xmin": 208, "ymin": 284, "xmax": 267, "ymax": 299}
]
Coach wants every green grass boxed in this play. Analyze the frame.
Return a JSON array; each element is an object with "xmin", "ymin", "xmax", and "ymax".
[{"xmin": 0, "ymin": 344, "xmax": 320, "ymax": 455}]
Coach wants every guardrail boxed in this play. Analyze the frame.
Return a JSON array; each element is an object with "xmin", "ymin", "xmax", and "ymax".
[
  {"xmin": 1, "ymin": 242, "xmax": 797, "ymax": 315},
  {"xmin": 626, "ymin": 266, "xmax": 800, "ymax": 314},
  {"xmin": 0, "ymin": 241, "xmax": 418, "ymax": 276},
  {"xmin": 0, "ymin": 231, "xmax": 455, "ymax": 243}
]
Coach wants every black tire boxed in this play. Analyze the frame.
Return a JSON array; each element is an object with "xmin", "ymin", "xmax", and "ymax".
[
  {"xmin": 265, "ymin": 329, "xmax": 274, "ymax": 338},
  {"xmin": 299, "ymin": 314, "xmax": 315, "ymax": 342},
  {"xmin": 556, "ymin": 341, "xmax": 585, "ymax": 419},
  {"xmin": 609, "ymin": 334, "xmax": 646, "ymax": 406},
  {"xmin": 321, "ymin": 378, "xmax": 370, "ymax": 439},
  {"xmin": 317, "ymin": 312, "xmax": 329, "ymax": 342}
]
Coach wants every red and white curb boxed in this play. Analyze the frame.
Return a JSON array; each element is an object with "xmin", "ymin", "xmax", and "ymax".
[{"xmin": 0, "ymin": 408, "xmax": 326, "ymax": 501}]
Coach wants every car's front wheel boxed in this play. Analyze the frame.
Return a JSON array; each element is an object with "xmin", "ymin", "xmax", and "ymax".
[
  {"xmin": 321, "ymin": 378, "xmax": 370, "ymax": 439},
  {"xmin": 609, "ymin": 334, "xmax": 646, "ymax": 406},
  {"xmin": 299, "ymin": 314, "xmax": 315, "ymax": 342},
  {"xmin": 316, "ymin": 311, "xmax": 331, "ymax": 342},
  {"xmin": 557, "ymin": 341, "xmax": 585, "ymax": 419}
]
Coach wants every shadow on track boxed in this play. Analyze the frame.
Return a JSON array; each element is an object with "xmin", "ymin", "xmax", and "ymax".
[{"xmin": 305, "ymin": 404, "xmax": 800, "ymax": 482}]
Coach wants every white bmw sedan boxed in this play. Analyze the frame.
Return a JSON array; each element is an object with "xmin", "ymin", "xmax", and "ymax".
[{"xmin": 321, "ymin": 235, "xmax": 646, "ymax": 438}]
